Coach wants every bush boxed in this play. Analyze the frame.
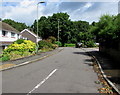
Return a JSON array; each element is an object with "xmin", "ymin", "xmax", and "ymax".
[
  {"xmin": 4, "ymin": 40, "xmax": 36, "ymax": 53},
  {"xmin": 0, "ymin": 55, "xmax": 10, "ymax": 61},
  {"xmin": 14, "ymin": 39, "xmax": 24, "ymax": 44},
  {"xmin": 55, "ymin": 41, "xmax": 62, "ymax": 47},
  {"xmin": 2, "ymin": 40, "xmax": 36, "ymax": 61},
  {"xmin": 48, "ymin": 36, "xmax": 56, "ymax": 44},
  {"xmin": 9, "ymin": 51, "xmax": 22, "ymax": 60},
  {"xmin": 86, "ymin": 40, "xmax": 96, "ymax": 47},
  {"xmin": 22, "ymin": 51, "xmax": 32, "ymax": 57},
  {"xmin": 52, "ymin": 44, "xmax": 58, "ymax": 49},
  {"xmin": 38, "ymin": 40, "xmax": 53, "ymax": 49}
]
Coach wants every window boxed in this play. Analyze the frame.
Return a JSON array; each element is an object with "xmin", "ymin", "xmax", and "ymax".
[
  {"xmin": 11, "ymin": 32, "xmax": 15, "ymax": 38},
  {"xmin": 17, "ymin": 34, "xmax": 19, "ymax": 39},
  {"xmin": 2, "ymin": 30, "xmax": 8, "ymax": 36}
]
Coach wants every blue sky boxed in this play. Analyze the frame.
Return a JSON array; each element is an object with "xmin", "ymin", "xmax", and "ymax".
[{"xmin": 1, "ymin": 0, "xmax": 119, "ymax": 26}]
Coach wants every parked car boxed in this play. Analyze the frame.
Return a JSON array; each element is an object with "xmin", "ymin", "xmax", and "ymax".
[{"xmin": 75, "ymin": 42, "xmax": 82, "ymax": 48}]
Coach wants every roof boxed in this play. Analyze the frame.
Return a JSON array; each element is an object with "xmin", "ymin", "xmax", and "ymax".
[
  {"xmin": 20, "ymin": 29, "xmax": 38, "ymax": 38},
  {"xmin": 0, "ymin": 21, "xmax": 20, "ymax": 34}
]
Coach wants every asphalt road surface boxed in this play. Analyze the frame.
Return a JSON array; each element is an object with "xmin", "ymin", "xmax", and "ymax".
[{"xmin": 2, "ymin": 47, "xmax": 102, "ymax": 93}]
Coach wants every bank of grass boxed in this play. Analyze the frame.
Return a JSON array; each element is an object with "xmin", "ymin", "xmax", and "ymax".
[{"xmin": 64, "ymin": 43, "xmax": 75, "ymax": 47}]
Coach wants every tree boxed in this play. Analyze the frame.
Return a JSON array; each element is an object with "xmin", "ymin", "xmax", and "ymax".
[
  {"xmin": 90, "ymin": 14, "xmax": 120, "ymax": 49},
  {"xmin": 3, "ymin": 19, "xmax": 28, "ymax": 32},
  {"xmin": 31, "ymin": 12, "xmax": 90, "ymax": 46}
]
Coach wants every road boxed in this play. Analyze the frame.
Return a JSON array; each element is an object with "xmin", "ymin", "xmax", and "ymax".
[{"xmin": 2, "ymin": 47, "xmax": 102, "ymax": 93}]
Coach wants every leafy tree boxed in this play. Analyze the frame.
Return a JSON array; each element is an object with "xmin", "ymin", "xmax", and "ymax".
[
  {"xmin": 3, "ymin": 19, "xmax": 28, "ymax": 31},
  {"xmin": 90, "ymin": 14, "xmax": 120, "ymax": 49}
]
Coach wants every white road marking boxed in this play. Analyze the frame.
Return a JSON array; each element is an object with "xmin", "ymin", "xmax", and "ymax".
[{"xmin": 27, "ymin": 69, "xmax": 58, "ymax": 95}]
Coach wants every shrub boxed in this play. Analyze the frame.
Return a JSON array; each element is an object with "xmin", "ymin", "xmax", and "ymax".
[
  {"xmin": 38, "ymin": 40, "xmax": 53, "ymax": 49},
  {"xmin": 86, "ymin": 40, "xmax": 96, "ymax": 47},
  {"xmin": 22, "ymin": 51, "xmax": 32, "ymax": 57},
  {"xmin": 48, "ymin": 36, "xmax": 56, "ymax": 44},
  {"xmin": 14, "ymin": 39, "xmax": 24, "ymax": 44},
  {"xmin": 2, "ymin": 40, "xmax": 36, "ymax": 61},
  {"xmin": 55, "ymin": 41, "xmax": 62, "ymax": 47},
  {"xmin": 9, "ymin": 51, "xmax": 23, "ymax": 60},
  {"xmin": 4, "ymin": 40, "xmax": 36, "ymax": 53},
  {"xmin": 52, "ymin": 44, "xmax": 58, "ymax": 49},
  {"xmin": 0, "ymin": 54, "xmax": 10, "ymax": 61}
]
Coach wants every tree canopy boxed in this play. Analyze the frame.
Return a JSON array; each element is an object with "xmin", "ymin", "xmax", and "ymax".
[
  {"xmin": 2, "ymin": 19, "xmax": 28, "ymax": 32},
  {"xmin": 31, "ymin": 12, "xmax": 90, "ymax": 46},
  {"xmin": 90, "ymin": 14, "xmax": 120, "ymax": 49}
]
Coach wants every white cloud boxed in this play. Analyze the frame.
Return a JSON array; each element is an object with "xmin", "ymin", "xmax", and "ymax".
[
  {"xmin": 3, "ymin": 0, "xmax": 44, "ymax": 25},
  {"xmin": 69, "ymin": 2, "xmax": 118, "ymax": 23},
  {"xmin": 2, "ymin": 0, "xmax": 118, "ymax": 26}
]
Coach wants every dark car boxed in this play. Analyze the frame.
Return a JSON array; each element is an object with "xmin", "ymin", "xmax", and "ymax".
[{"xmin": 75, "ymin": 42, "xmax": 82, "ymax": 48}]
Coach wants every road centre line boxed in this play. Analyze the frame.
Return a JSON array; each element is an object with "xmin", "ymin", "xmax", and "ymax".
[{"xmin": 27, "ymin": 69, "xmax": 58, "ymax": 94}]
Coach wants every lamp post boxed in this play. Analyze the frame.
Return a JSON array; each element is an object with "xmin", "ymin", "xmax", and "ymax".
[
  {"xmin": 58, "ymin": 19, "xmax": 60, "ymax": 47},
  {"xmin": 36, "ymin": 1, "xmax": 45, "ymax": 53}
]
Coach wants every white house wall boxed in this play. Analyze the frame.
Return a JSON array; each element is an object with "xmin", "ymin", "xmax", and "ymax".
[{"xmin": 0, "ymin": 30, "xmax": 20, "ymax": 42}]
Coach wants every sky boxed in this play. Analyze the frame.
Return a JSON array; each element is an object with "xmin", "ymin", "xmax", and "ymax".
[{"xmin": 1, "ymin": 0, "xmax": 119, "ymax": 26}]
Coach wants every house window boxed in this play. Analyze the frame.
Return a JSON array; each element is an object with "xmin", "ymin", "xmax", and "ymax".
[
  {"xmin": 17, "ymin": 34, "xmax": 19, "ymax": 39},
  {"xmin": 11, "ymin": 32, "xmax": 15, "ymax": 38},
  {"xmin": 2, "ymin": 30, "xmax": 8, "ymax": 37}
]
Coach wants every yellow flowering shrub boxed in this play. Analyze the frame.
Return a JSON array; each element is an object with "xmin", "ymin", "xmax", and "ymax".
[
  {"xmin": 4, "ymin": 40, "xmax": 36, "ymax": 53},
  {"xmin": 2, "ymin": 40, "xmax": 36, "ymax": 60}
]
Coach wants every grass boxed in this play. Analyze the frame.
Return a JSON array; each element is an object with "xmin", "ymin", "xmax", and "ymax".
[{"xmin": 64, "ymin": 43, "xmax": 75, "ymax": 47}]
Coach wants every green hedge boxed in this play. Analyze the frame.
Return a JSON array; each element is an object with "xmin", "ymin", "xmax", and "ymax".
[{"xmin": 64, "ymin": 43, "xmax": 75, "ymax": 47}]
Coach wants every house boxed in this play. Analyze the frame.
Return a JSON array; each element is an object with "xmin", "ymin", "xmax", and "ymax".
[
  {"xmin": 0, "ymin": 22, "xmax": 20, "ymax": 49},
  {"xmin": 20, "ymin": 29, "xmax": 42, "ymax": 43}
]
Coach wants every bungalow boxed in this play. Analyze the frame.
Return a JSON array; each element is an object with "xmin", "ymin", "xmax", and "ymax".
[
  {"xmin": 20, "ymin": 29, "xmax": 42, "ymax": 43},
  {"xmin": 0, "ymin": 21, "xmax": 20, "ymax": 49}
]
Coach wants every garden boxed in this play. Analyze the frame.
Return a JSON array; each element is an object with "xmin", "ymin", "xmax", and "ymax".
[{"xmin": 0, "ymin": 36, "xmax": 58, "ymax": 62}]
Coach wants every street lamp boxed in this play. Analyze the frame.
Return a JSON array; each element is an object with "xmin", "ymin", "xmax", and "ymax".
[
  {"xmin": 36, "ymin": 1, "xmax": 45, "ymax": 53},
  {"xmin": 58, "ymin": 19, "xmax": 60, "ymax": 47}
]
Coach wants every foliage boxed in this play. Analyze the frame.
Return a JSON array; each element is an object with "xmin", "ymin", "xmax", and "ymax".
[
  {"xmin": 22, "ymin": 51, "xmax": 32, "ymax": 57},
  {"xmin": 85, "ymin": 40, "xmax": 96, "ymax": 47},
  {"xmin": 52, "ymin": 44, "xmax": 58, "ymax": 49},
  {"xmin": 0, "ymin": 55, "xmax": 10, "ymax": 61},
  {"xmin": 55, "ymin": 41, "xmax": 62, "ymax": 47},
  {"xmin": 9, "ymin": 51, "xmax": 23, "ymax": 60},
  {"xmin": 3, "ymin": 19, "xmax": 28, "ymax": 32},
  {"xmin": 1, "ymin": 40, "xmax": 36, "ymax": 61},
  {"xmin": 90, "ymin": 14, "xmax": 120, "ymax": 49},
  {"xmin": 4, "ymin": 40, "xmax": 36, "ymax": 53},
  {"xmin": 48, "ymin": 36, "xmax": 56, "ymax": 44},
  {"xmin": 14, "ymin": 39, "xmax": 25, "ymax": 44},
  {"xmin": 64, "ymin": 43, "xmax": 75, "ymax": 47},
  {"xmin": 38, "ymin": 40, "xmax": 53, "ymax": 49},
  {"xmin": 31, "ymin": 12, "xmax": 90, "ymax": 46}
]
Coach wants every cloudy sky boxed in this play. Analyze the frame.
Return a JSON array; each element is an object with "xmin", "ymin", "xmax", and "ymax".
[{"xmin": 1, "ymin": 0, "xmax": 119, "ymax": 26}]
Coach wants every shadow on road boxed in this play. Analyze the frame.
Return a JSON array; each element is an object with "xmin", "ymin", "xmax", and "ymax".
[
  {"xmin": 73, "ymin": 49, "xmax": 120, "ymax": 91},
  {"xmin": 73, "ymin": 52, "xmax": 89, "ymax": 56}
]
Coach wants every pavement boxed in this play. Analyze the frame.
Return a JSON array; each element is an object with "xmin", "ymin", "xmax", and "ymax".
[
  {"xmin": 2, "ymin": 48, "xmax": 63, "ymax": 65},
  {"xmin": 2, "ymin": 47, "xmax": 102, "ymax": 93},
  {"xmin": 83, "ymin": 48, "xmax": 120, "ymax": 91}
]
